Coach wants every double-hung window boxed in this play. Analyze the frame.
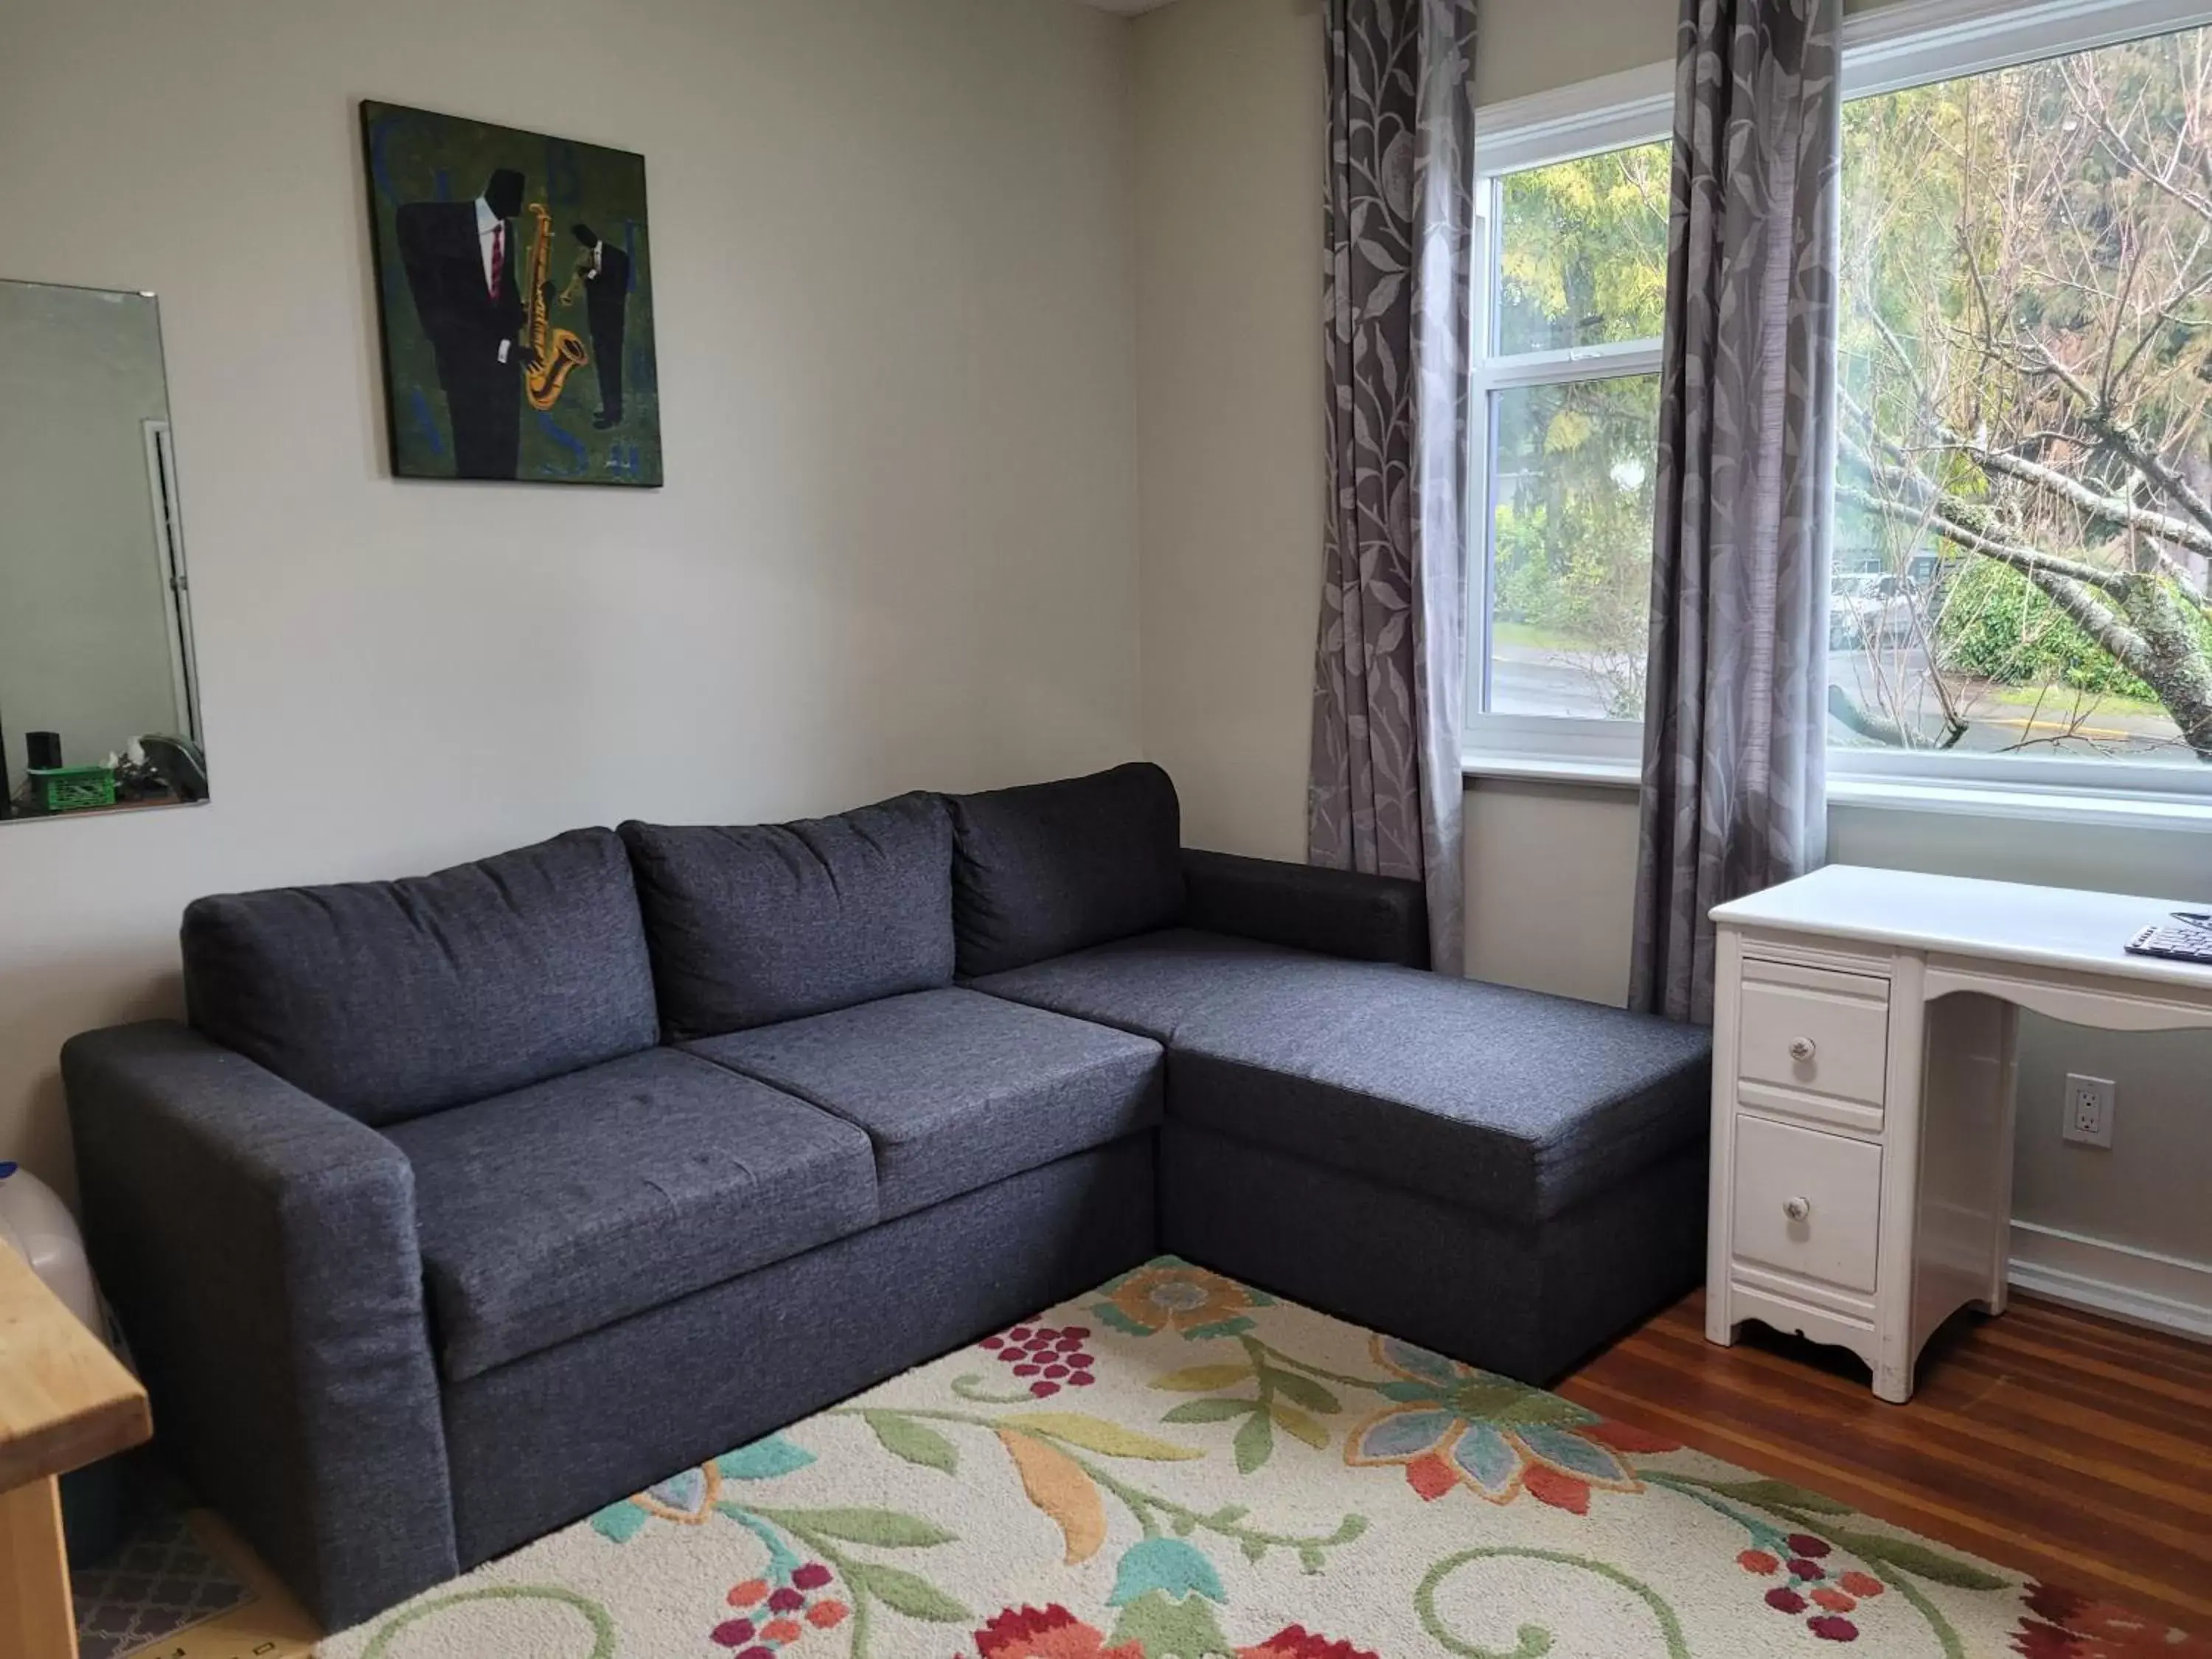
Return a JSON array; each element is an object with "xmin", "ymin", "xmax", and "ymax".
[
  {"xmin": 1464, "ymin": 91, "xmax": 1674, "ymax": 778},
  {"xmin": 1466, "ymin": 0, "xmax": 2212, "ymax": 813}
]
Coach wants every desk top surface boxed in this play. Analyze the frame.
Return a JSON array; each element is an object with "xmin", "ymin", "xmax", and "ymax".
[
  {"xmin": 1713, "ymin": 864, "xmax": 2212, "ymax": 995},
  {"xmin": 0, "ymin": 1239, "xmax": 149, "ymax": 1491}
]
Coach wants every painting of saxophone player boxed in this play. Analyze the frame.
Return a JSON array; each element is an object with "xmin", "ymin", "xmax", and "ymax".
[
  {"xmin": 360, "ymin": 100, "xmax": 661, "ymax": 486},
  {"xmin": 570, "ymin": 223, "xmax": 630, "ymax": 429}
]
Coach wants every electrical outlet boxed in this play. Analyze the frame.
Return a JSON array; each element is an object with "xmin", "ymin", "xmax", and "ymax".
[{"xmin": 2062, "ymin": 1074, "xmax": 2116, "ymax": 1148}]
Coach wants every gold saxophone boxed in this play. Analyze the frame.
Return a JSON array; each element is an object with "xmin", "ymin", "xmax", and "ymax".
[{"xmin": 522, "ymin": 202, "xmax": 589, "ymax": 411}]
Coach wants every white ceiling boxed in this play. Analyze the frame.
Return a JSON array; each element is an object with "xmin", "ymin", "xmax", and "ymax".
[{"xmin": 1075, "ymin": 0, "xmax": 1181, "ymax": 14}]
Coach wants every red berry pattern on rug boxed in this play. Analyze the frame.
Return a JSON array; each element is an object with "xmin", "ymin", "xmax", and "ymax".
[{"xmin": 978, "ymin": 1324, "xmax": 1096, "ymax": 1398}]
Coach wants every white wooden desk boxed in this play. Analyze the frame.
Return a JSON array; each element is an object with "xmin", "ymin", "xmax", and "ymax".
[{"xmin": 1706, "ymin": 864, "xmax": 2212, "ymax": 1402}]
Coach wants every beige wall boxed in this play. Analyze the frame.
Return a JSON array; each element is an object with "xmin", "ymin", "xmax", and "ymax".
[
  {"xmin": 1133, "ymin": 0, "xmax": 2212, "ymax": 1281},
  {"xmin": 1135, "ymin": 0, "xmax": 1322, "ymax": 865},
  {"xmin": 0, "ymin": 0, "xmax": 1142, "ymax": 1190}
]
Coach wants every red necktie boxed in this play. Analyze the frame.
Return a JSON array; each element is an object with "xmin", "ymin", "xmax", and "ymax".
[{"xmin": 488, "ymin": 224, "xmax": 504, "ymax": 296}]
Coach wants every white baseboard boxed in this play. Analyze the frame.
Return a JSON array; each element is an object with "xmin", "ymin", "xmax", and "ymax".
[{"xmin": 2007, "ymin": 1219, "xmax": 2212, "ymax": 1343}]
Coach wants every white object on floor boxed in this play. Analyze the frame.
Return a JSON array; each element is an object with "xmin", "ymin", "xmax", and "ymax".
[
  {"xmin": 0, "ymin": 1162, "xmax": 101, "ymax": 1335},
  {"xmin": 1705, "ymin": 863, "xmax": 2212, "ymax": 1403}
]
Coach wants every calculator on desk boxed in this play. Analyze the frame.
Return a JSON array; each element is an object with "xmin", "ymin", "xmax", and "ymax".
[{"xmin": 2126, "ymin": 912, "xmax": 2212, "ymax": 965}]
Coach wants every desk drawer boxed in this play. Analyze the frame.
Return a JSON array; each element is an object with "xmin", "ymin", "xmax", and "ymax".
[
  {"xmin": 1738, "ymin": 960, "xmax": 1890, "ymax": 1110},
  {"xmin": 1731, "ymin": 1114, "xmax": 1883, "ymax": 1294}
]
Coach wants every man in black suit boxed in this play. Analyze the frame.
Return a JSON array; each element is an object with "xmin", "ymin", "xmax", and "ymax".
[
  {"xmin": 397, "ymin": 167, "xmax": 526, "ymax": 478},
  {"xmin": 570, "ymin": 222, "xmax": 632, "ymax": 429}
]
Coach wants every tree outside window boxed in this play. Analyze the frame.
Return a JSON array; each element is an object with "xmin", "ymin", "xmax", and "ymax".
[
  {"xmin": 1472, "ymin": 21, "xmax": 2212, "ymax": 775},
  {"xmin": 1837, "ymin": 22, "xmax": 2212, "ymax": 765}
]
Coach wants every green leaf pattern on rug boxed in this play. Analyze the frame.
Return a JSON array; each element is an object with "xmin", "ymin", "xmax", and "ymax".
[
  {"xmin": 1150, "ymin": 1335, "xmax": 1349, "ymax": 1475},
  {"xmin": 358, "ymin": 1585, "xmax": 618, "ymax": 1659},
  {"xmin": 1416, "ymin": 1548, "xmax": 1689, "ymax": 1659},
  {"xmin": 838, "ymin": 1559, "xmax": 969, "ymax": 1624},
  {"xmin": 860, "ymin": 1408, "xmax": 959, "ymax": 1474},
  {"xmin": 830, "ymin": 1398, "xmax": 1370, "ymax": 1596},
  {"xmin": 1107, "ymin": 1587, "xmax": 1235, "ymax": 1658}
]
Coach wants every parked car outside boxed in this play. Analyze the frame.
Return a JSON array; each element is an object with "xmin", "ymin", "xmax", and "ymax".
[{"xmin": 1831, "ymin": 571, "xmax": 1916, "ymax": 649}]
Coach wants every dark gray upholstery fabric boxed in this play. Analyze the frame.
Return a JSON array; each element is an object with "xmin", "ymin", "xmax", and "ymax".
[
  {"xmin": 385, "ymin": 1049, "xmax": 878, "ymax": 1381},
  {"xmin": 442, "ymin": 1136, "xmax": 1157, "ymax": 1567},
  {"xmin": 975, "ymin": 928, "xmax": 1711, "ymax": 1225},
  {"xmin": 181, "ymin": 829, "xmax": 657, "ymax": 1127},
  {"xmin": 62, "ymin": 1022, "xmax": 456, "ymax": 1632},
  {"xmin": 947, "ymin": 762, "xmax": 1185, "ymax": 977},
  {"xmin": 685, "ymin": 989, "xmax": 1162, "ymax": 1219},
  {"xmin": 1182, "ymin": 848, "xmax": 1429, "ymax": 967},
  {"xmin": 970, "ymin": 928, "xmax": 1315, "ymax": 1042},
  {"xmin": 1161, "ymin": 1122, "xmax": 1707, "ymax": 1382},
  {"xmin": 619, "ymin": 794, "xmax": 955, "ymax": 1040}
]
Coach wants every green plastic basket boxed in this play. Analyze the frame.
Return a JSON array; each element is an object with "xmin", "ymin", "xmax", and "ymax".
[{"xmin": 29, "ymin": 765, "xmax": 116, "ymax": 813}]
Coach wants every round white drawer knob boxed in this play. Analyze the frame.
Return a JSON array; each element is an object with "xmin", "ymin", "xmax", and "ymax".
[
  {"xmin": 1788, "ymin": 1037, "xmax": 1817, "ymax": 1062},
  {"xmin": 1784, "ymin": 1196, "xmax": 1812, "ymax": 1222}
]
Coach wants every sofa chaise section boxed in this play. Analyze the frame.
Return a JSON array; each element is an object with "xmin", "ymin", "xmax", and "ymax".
[{"xmin": 959, "ymin": 785, "xmax": 1712, "ymax": 1382}]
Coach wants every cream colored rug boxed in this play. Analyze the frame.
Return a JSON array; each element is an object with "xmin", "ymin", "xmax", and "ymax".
[{"xmin": 320, "ymin": 1259, "xmax": 2203, "ymax": 1658}]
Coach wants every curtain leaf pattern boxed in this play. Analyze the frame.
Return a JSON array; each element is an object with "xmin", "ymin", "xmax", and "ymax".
[
  {"xmin": 1632, "ymin": 0, "xmax": 1842, "ymax": 1023},
  {"xmin": 1310, "ymin": 0, "xmax": 1477, "ymax": 976}
]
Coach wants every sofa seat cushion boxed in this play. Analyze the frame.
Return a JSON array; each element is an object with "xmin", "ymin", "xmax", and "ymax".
[
  {"xmin": 686, "ymin": 989, "xmax": 1164, "ymax": 1219},
  {"xmin": 972, "ymin": 929, "xmax": 1711, "ymax": 1227},
  {"xmin": 386, "ymin": 1048, "xmax": 877, "ymax": 1381}
]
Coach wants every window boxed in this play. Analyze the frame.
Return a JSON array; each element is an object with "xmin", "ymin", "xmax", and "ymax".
[
  {"xmin": 1467, "ymin": 133, "xmax": 1672, "ymax": 772},
  {"xmin": 1833, "ymin": 8, "xmax": 2212, "ymax": 791},
  {"xmin": 1467, "ymin": 0, "xmax": 2212, "ymax": 805}
]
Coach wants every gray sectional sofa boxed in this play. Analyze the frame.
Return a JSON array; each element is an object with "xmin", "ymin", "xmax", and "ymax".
[{"xmin": 62, "ymin": 762, "xmax": 1711, "ymax": 1631}]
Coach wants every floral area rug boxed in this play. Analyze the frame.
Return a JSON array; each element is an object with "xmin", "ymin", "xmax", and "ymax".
[{"xmin": 320, "ymin": 1259, "xmax": 2205, "ymax": 1658}]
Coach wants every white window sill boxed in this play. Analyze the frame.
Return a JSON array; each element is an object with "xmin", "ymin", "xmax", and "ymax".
[
  {"xmin": 1464, "ymin": 752, "xmax": 2212, "ymax": 831},
  {"xmin": 1461, "ymin": 753, "xmax": 1641, "ymax": 788},
  {"xmin": 1826, "ymin": 774, "xmax": 2212, "ymax": 832}
]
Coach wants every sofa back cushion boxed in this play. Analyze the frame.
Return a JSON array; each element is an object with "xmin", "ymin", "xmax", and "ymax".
[
  {"xmin": 947, "ymin": 762, "xmax": 1185, "ymax": 977},
  {"xmin": 181, "ymin": 828, "xmax": 658, "ymax": 1127},
  {"xmin": 619, "ymin": 792, "xmax": 955, "ymax": 1040}
]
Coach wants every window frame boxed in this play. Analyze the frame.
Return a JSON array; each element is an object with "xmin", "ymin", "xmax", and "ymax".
[
  {"xmin": 1462, "ymin": 0, "xmax": 2212, "ymax": 815},
  {"xmin": 1464, "ymin": 91, "xmax": 1672, "ymax": 775}
]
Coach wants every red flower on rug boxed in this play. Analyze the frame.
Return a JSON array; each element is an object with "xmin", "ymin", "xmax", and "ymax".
[
  {"xmin": 1235, "ymin": 1626, "xmax": 1382, "ymax": 1659},
  {"xmin": 975, "ymin": 1604, "xmax": 1144, "ymax": 1659},
  {"xmin": 1737, "ymin": 1531, "xmax": 1879, "ymax": 1643},
  {"xmin": 2013, "ymin": 1582, "xmax": 2212, "ymax": 1658},
  {"xmin": 1346, "ymin": 1336, "xmax": 1677, "ymax": 1512},
  {"xmin": 713, "ymin": 1562, "xmax": 847, "ymax": 1652}
]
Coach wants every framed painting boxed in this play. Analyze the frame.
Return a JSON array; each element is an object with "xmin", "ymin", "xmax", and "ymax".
[{"xmin": 360, "ymin": 100, "xmax": 661, "ymax": 486}]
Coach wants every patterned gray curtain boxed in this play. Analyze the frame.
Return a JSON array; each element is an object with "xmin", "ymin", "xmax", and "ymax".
[
  {"xmin": 1631, "ymin": 0, "xmax": 1841, "ymax": 1023},
  {"xmin": 1310, "ymin": 0, "xmax": 1477, "ymax": 976}
]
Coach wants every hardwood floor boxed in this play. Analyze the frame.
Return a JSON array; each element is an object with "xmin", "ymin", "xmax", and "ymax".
[{"xmin": 1557, "ymin": 1290, "xmax": 2212, "ymax": 1635}]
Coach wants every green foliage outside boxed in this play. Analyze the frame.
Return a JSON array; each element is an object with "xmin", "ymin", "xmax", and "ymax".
[
  {"xmin": 1486, "ymin": 30, "xmax": 2212, "ymax": 757},
  {"xmin": 1935, "ymin": 560, "xmax": 2212, "ymax": 700},
  {"xmin": 1489, "ymin": 375, "xmax": 1658, "ymax": 718},
  {"xmin": 1496, "ymin": 142, "xmax": 1669, "ymax": 354},
  {"xmin": 1488, "ymin": 142, "xmax": 1669, "ymax": 719}
]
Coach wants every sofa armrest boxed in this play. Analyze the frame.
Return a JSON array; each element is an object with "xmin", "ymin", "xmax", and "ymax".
[
  {"xmin": 1180, "ymin": 849, "xmax": 1430, "ymax": 969},
  {"xmin": 62, "ymin": 1021, "xmax": 456, "ymax": 1630}
]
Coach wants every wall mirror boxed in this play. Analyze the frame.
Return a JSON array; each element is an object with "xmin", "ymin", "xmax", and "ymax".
[{"xmin": 0, "ymin": 280, "xmax": 207, "ymax": 823}]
